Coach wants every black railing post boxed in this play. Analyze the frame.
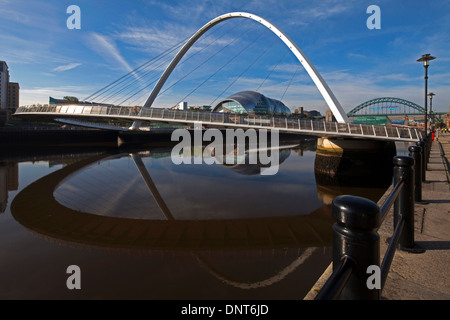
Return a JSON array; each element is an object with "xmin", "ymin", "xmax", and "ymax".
[
  {"xmin": 416, "ymin": 139, "xmax": 426, "ymax": 181},
  {"xmin": 408, "ymin": 145, "xmax": 422, "ymax": 202},
  {"xmin": 427, "ymin": 132, "xmax": 432, "ymax": 162},
  {"xmin": 332, "ymin": 195, "xmax": 381, "ymax": 299},
  {"xmin": 422, "ymin": 136, "xmax": 428, "ymax": 171},
  {"xmin": 393, "ymin": 156, "xmax": 416, "ymax": 251}
]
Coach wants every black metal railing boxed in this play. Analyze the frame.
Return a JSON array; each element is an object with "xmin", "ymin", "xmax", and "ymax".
[{"xmin": 315, "ymin": 134, "xmax": 431, "ymax": 300}]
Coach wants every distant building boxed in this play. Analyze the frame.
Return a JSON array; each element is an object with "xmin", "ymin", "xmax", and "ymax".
[
  {"xmin": 326, "ymin": 110, "xmax": 336, "ymax": 122},
  {"xmin": 0, "ymin": 61, "xmax": 20, "ymax": 125},
  {"xmin": 190, "ymin": 105, "xmax": 211, "ymax": 111},
  {"xmin": 49, "ymin": 96, "xmax": 111, "ymax": 106},
  {"xmin": 50, "ymin": 97, "xmax": 71, "ymax": 105},
  {"xmin": 0, "ymin": 61, "xmax": 8, "ymax": 109},
  {"xmin": 445, "ymin": 106, "xmax": 450, "ymax": 128},
  {"xmin": 0, "ymin": 61, "xmax": 20, "ymax": 110},
  {"xmin": 293, "ymin": 107, "xmax": 304, "ymax": 115},
  {"xmin": 211, "ymin": 91, "xmax": 290, "ymax": 117},
  {"xmin": 169, "ymin": 101, "xmax": 188, "ymax": 110},
  {"xmin": 7, "ymin": 82, "xmax": 19, "ymax": 110},
  {"xmin": 178, "ymin": 101, "xmax": 188, "ymax": 110},
  {"xmin": 292, "ymin": 107, "xmax": 322, "ymax": 118},
  {"xmin": 304, "ymin": 110, "xmax": 321, "ymax": 117}
]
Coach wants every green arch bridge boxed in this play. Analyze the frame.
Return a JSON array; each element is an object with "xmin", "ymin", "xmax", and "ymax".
[{"xmin": 348, "ymin": 97, "xmax": 445, "ymax": 126}]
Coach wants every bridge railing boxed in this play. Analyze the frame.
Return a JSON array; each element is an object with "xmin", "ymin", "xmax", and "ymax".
[
  {"xmin": 15, "ymin": 105, "xmax": 422, "ymax": 141},
  {"xmin": 315, "ymin": 149, "xmax": 424, "ymax": 300}
]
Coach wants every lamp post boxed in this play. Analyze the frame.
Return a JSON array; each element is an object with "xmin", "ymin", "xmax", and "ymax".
[
  {"xmin": 417, "ymin": 54, "xmax": 436, "ymax": 134},
  {"xmin": 428, "ymin": 92, "xmax": 435, "ymax": 130}
]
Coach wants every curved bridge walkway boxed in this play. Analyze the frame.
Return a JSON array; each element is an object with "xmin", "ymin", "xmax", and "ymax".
[{"xmin": 15, "ymin": 104, "xmax": 422, "ymax": 143}]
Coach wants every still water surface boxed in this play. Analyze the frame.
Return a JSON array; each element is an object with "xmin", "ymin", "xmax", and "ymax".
[{"xmin": 0, "ymin": 138, "xmax": 409, "ymax": 299}]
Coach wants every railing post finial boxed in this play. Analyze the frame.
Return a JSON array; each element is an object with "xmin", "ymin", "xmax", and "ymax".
[
  {"xmin": 408, "ymin": 146, "xmax": 422, "ymax": 202},
  {"xmin": 332, "ymin": 195, "xmax": 381, "ymax": 299}
]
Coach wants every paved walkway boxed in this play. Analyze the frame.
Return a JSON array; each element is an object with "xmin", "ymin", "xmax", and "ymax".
[{"xmin": 305, "ymin": 134, "xmax": 450, "ymax": 300}]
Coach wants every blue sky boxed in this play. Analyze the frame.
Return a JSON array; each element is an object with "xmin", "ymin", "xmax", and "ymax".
[{"xmin": 1, "ymin": 0, "xmax": 449, "ymax": 115}]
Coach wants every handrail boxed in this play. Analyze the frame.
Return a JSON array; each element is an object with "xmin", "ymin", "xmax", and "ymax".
[
  {"xmin": 14, "ymin": 104, "xmax": 422, "ymax": 142},
  {"xmin": 380, "ymin": 179, "xmax": 404, "ymax": 222},
  {"xmin": 380, "ymin": 218, "xmax": 405, "ymax": 289},
  {"xmin": 315, "ymin": 152, "xmax": 421, "ymax": 300},
  {"xmin": 315, "ymin": 256, "xmax": 354, "ymax": 300}
]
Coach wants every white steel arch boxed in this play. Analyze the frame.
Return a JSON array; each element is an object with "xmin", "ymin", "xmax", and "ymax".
[{"xmin": 131, "ymin": 12, "xmax": 348, "ymax": 129}]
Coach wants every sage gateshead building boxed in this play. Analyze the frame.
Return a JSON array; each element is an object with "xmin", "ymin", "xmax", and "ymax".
[{"xmin": 211, "ymin": 91, "xmax": 291, "ymax": 117}]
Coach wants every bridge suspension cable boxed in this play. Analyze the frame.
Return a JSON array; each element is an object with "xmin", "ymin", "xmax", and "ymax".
[
  {"xmin": 83, "ymin": 38, "xmax": 187, "ymax": 102},
  {"xmin": 174, "ymin": 28, "xmax": 278, "ymax": 108},
  {"xmin": 152, "ymin": 22, "xmax": 262, "ymax": 107},
  {"xmin": 206, "ymin": 29, "xmax": 280, "ymax": 107},
  {"xmin": 95, "ymin": 46, "xmax": 183, "ymax": 104},
  {"xmin": 255, "ymin": 48, "xmax": 290, "ymax": 92},
  {"xmin": 84, "ymin": 21, "xmax": 234, "ymax": 105},
  {"xmin": 280, "ymin": 64, "xmax": 301, "ymax": 101},
  {"xmin": 113, "ymin": 21, "xmax": 244, "ymax": 106}
]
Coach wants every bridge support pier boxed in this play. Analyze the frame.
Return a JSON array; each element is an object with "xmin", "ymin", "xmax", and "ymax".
[{"xmin": 314, "ymin": 138, "xmax": 396, "ymax": 197}]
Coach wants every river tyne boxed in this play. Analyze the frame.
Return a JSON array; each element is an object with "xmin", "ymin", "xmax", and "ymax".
[{"xmin": 0, "ymin": 133, "xmax": 411, "ymax": 299}]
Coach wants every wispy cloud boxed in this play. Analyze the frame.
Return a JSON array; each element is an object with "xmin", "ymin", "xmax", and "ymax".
[
  {"xmin": 20, "ymin": 86, "xmax": 92, "ymax": 105},
  {"xmin": 282, "ymin": 0, "xmax": 356, "ymax": 26},
  {"xmin": 117, "ymin": 24, "xmax": 192, "ymax": 54},
  {"xmin": 52, "ymin": 63, "xmax": 82, "ymax": 72},
  {"xmin": 88, "ymin": 32, "xmax": 140, "ymax": 81},
  {"xmin": 145, "ymin": 0, "xmax": 210, "ymax": 22},
  {"xmin": 0, "ymin": 0, "xmax": 59, "ymax": 31},
  {"xmin": 348, "ymin": 52, "xmax": 367, "ymax": 59}
]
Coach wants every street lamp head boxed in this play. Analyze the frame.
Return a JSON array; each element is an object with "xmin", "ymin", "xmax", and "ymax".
[
  {"xmin": 417, "ymin": 54, "xmax": 436, "ymax": 135},
  {"xmin": 417, "ymin": 53, "xmax": 436, "ymax": 67},
  {"xmin": 428, "ymin": 92, "xmax": 435, "ymax": 99}
]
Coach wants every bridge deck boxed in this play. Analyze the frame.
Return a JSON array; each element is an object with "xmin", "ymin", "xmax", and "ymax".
[{"xmin": 14, "ymin": 105, "xmax": 423, "ymax": 142}]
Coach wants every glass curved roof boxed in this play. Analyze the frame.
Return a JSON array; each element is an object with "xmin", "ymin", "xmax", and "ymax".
[{"xmin": 212, "ymin": 91, "xmax": 291, "ymax": 116}]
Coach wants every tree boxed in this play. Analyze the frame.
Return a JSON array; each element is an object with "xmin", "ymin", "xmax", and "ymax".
[{"xmin": 63, "ymin": 96, "xmax": 79, "ymax": 103}]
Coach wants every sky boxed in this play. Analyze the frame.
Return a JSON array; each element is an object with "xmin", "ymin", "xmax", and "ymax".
[{"xmin": 1, "ymin": 0, "xmax": 449, "ymax": 115}]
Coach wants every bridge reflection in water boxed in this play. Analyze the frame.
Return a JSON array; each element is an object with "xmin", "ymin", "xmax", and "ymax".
[{"xmin": 5, "ymin": 137, "xmax": 393, "ymax": 299}]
